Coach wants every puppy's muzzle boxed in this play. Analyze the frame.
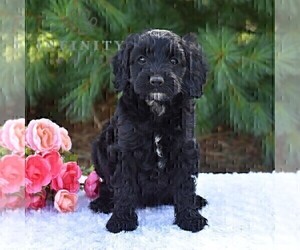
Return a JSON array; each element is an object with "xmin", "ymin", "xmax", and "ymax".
[{"xmin": 150, "ymin": 75, "xmax": 164, "ymax": 87}]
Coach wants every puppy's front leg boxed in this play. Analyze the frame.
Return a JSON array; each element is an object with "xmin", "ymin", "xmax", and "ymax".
[
  {"xmin": 106, "ymin": 161, "xmax": 138, "ymax": 233},
  {"xmin": 173, "ymin": 140, "xmax": 208, "ymax": 232},
  {"xmin": 174, "ymin": 175, "xmax": 208, "ymax": 232}
]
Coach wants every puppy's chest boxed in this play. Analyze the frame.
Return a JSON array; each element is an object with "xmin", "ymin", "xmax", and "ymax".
[{"xmin": 154, "ymin": 135, "xmax": 165, "ymax": 169}]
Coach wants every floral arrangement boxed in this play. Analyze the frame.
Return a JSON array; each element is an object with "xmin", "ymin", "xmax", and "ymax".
[{"xmin": 0, "ymin": 118, "xmax": 83, "ymax": 212}]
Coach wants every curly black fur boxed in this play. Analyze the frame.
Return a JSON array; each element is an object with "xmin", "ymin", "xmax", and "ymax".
[{"xmin": 90, "ymin": 29, "xmax": 208, "ymax": 233}]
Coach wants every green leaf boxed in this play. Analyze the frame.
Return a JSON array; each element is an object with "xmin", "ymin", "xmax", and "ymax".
[{"xmin": 62, "ymin": 151, "xmax": 78, "ymax": 162}]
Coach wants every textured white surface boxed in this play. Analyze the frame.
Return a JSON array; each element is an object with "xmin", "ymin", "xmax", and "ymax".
[{"xmin": 1, "ymin": 172, "xmax": 299, "ymax": 250}]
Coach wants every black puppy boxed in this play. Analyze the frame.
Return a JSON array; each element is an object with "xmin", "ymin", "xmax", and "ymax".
[{"xmin": 90, "ymin": 29, "xmax": 208, "ymax": 233}]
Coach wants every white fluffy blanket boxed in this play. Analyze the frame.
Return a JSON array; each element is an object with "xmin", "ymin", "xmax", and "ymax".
[{"xmin": 1, "ymin": 172, "xmax": 299, "ymax": 250}]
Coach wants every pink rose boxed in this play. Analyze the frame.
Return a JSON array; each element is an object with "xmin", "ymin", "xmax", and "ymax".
[
  {"xmin": 0, "ymin": 188, "xmax": 7, "ymax": 208},
  {"xmin": 54, "ymin": 189, "xmax": 78, "ymax": 213},
  {"xmin": 0, "ymin": 128, "xmax": 5, "ymax": 148},
  {"xmin": 0, "ymin": 177, "xmax": 9, "ymax": 190},
  {"xmin": 26, "ymin": 118, "xmax": 61, "ymax": 153},
  {"xmin": 4, "ymin": 193, "xmax": 25, "ymax": 209},
  {"xmin": 25, "ymin": 190, "xmax": 47, "ymax": 210},
  {"xmin": 25, "ymin": 155, "xmax": 52, "ymax": 194},
  {"xmin": 84, "ymin": 171, "xmax": 100, "ymax": 199},
  {"xmin": 51, "ymin": 162, "xmax": 81, "ymax": 193},
  {"xmin": 42, "ymin": 151, "xmax": 63, "ymax": 178},
  {"xmin": 60, "ymin": 127, "xmax": 72, "ymax": 151},
  {"xmin": 0, "ymin": 155, "xmax": 25, "ymax": 194},
  {"xmin": 0, "ymin": 118, "xmax": 25, "ymax": 155}
]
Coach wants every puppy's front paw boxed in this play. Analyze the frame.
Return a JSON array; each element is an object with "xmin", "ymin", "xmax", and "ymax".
[
  {"xmin": 175, "ymin": 209, "xmax": 208, "ymax": 232},
  {"xmin": 106, "ymin": 211, "xmax": 138, "ymax": 233}
]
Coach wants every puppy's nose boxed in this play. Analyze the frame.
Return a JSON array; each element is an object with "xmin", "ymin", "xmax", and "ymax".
[{"xmin": 150, "ymin": 76, "xmax": 164, "ymax": 86}]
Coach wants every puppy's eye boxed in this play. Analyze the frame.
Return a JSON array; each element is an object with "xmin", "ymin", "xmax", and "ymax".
[
  {"xmin": 137, "ymin": 56, "xmax": 147, "ymax": 64},
  {"xmin": 170, "ymin": 58, "xmax": 178, "ymax": 65}
]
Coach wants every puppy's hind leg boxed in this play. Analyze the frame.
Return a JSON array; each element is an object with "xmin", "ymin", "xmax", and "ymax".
[
  {"xmin": 195, "ymin": 195, "xmax": 208, "ymax": 210},
  {"xmin": 89, "ymin": 182, "xmax": 114, "ymax": 214}
]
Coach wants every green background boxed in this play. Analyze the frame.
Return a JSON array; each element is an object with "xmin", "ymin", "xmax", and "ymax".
[{"xmin": 24, "ymin": 0, "xmax": 275, "ymax": 171}]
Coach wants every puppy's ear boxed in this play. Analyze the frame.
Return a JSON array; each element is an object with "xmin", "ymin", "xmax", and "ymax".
[
  {"xmin": 182, "ymin": 33, "xmax": 208, "ymax": 98},
  {"xmin": 112, "ymin": 34, "xmax": 138, "ymax": 92}
]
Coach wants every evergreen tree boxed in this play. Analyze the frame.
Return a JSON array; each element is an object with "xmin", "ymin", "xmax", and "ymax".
[{"xmin": 25, "ymin": 0, "xmax": 274, "ymax": 166}]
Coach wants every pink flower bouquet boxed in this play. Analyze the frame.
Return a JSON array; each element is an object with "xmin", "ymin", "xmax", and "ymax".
[{"xmin": 0, "ymin": 118, "xmax": 81, "ymax": 213}]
